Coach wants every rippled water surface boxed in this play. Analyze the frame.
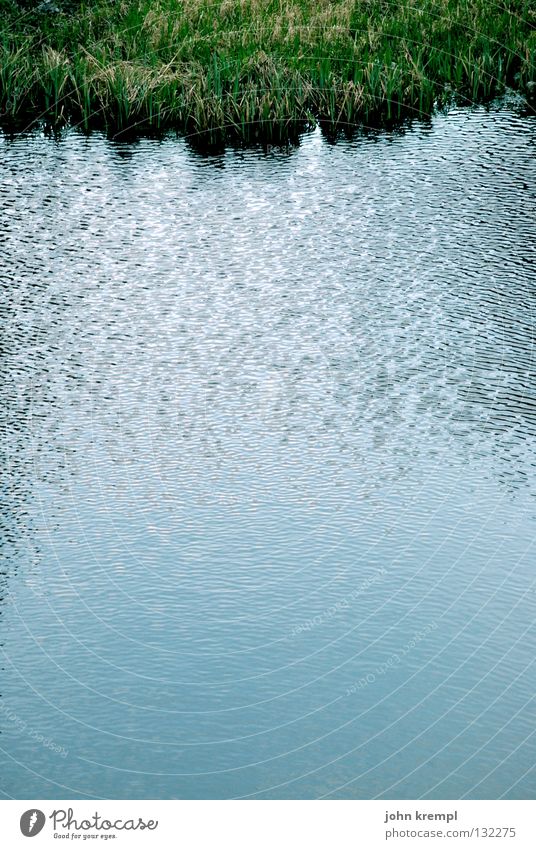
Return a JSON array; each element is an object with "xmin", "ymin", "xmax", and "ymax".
[{"xmin": 1, "ymin": 103, "xmax": 536, "ymax": 799}]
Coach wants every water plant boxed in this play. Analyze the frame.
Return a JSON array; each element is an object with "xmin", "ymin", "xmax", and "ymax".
[{"xmin": 0, "ymin": 0, "xmax": 534, "ymax": 142}]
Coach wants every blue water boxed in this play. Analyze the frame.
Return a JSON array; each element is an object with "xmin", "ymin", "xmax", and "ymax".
[{"xmin": 1, "ymin": 101, "xmax": 535, "ymax": 799}]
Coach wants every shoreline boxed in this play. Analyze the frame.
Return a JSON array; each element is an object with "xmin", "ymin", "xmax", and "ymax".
[{"xmin": 1, "ymin": 0, "xmax": 535, "ymax": 143}]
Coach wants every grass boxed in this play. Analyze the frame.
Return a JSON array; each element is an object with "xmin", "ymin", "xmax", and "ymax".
[{"xmin": 0, "ymin": 0, "xmax": 535, "ymax": 143}]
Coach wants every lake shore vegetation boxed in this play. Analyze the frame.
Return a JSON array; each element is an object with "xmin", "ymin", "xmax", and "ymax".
[{"xmin": 1, "ymin": 0, "xmax": 534, "ymax": 142}]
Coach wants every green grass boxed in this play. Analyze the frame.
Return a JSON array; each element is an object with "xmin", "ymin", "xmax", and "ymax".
[{"xmin": 0, "ymin": 0, "xmax": 534, "ymax": 142}]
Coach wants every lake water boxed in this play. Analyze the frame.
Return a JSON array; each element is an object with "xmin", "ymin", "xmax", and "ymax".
[{"xmin": 1, "ymin": 101, "xmax": 535, "ymax": 800}]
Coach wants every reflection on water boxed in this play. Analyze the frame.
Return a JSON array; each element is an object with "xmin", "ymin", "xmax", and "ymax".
[{"xmin": 1, "ymin": 102, "xmax": 536, "ymax": 799}]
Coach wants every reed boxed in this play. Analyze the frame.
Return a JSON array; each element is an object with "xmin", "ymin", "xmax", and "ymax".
[{"xmin": 0, "ymin": 0, "xmax": 534, "ymax": 142}]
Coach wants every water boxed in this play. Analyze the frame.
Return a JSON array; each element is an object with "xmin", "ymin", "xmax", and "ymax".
[{"xmin": 1, "ymin": 102, "xmax": 535, "ymax": 800}]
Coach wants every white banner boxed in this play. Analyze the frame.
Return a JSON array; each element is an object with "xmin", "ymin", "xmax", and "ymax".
[{"xmin": 0, "ymin": 800, "xmax": 535, "ymax": 848}]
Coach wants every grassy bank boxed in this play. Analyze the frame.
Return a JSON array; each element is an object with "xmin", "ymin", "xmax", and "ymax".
[{"xmin": 0, "ymin": 0, "xmax": 535, "ymax": 142}]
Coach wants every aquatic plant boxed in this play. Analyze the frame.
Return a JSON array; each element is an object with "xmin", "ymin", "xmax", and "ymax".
[{"xmin": 0, "ymin": 0, "xmax": 534, "ymax": 141}]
